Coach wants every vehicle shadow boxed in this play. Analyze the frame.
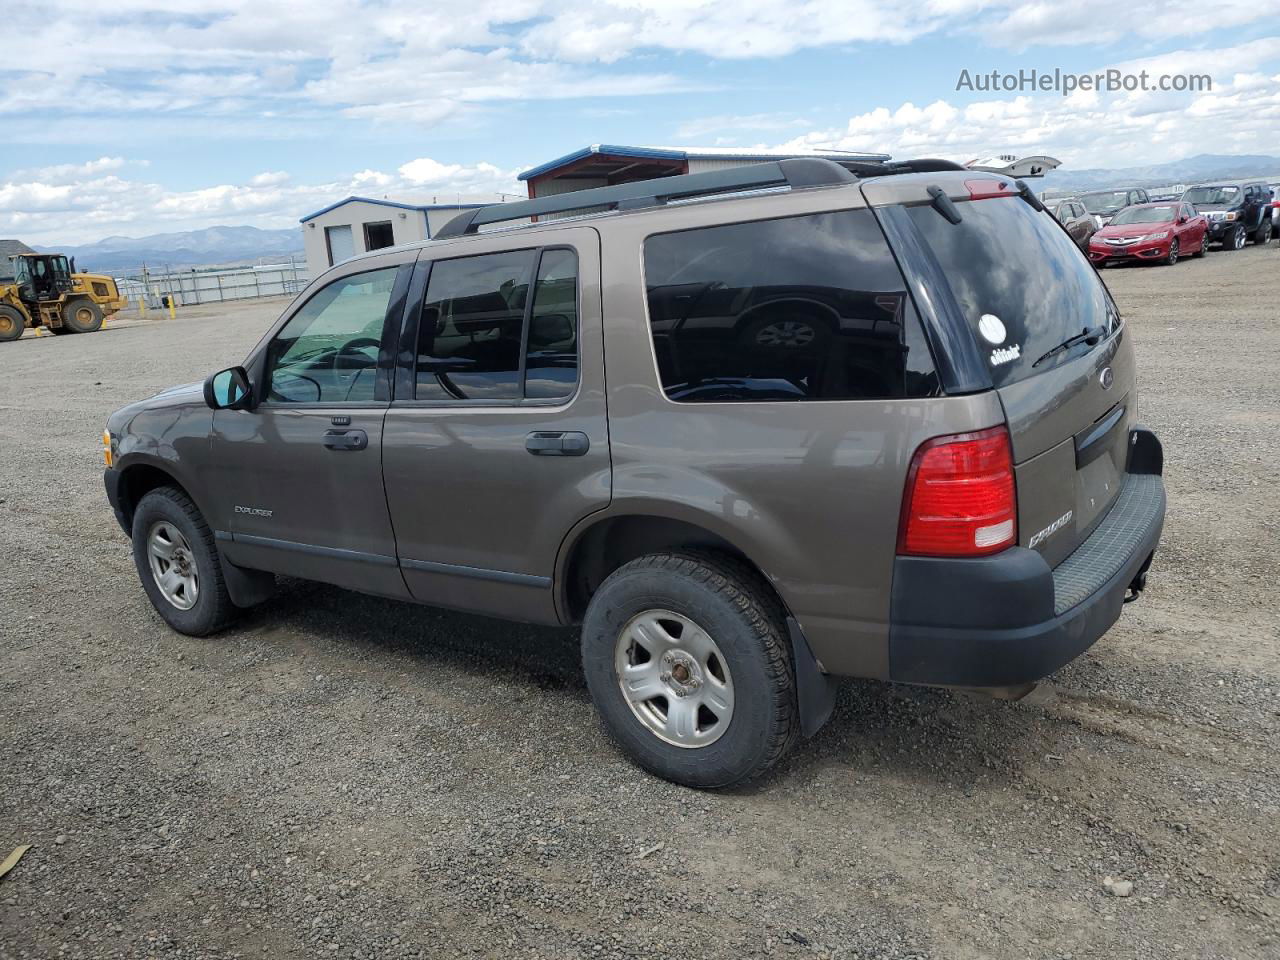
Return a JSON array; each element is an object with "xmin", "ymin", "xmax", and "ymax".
[
  {"xmin": 242, "ymin": 578, "xmax": 1050, "ymax": 791},
  {"xmin": 246, "ymin": 576, "xmax": 587, "ymax": 693}
]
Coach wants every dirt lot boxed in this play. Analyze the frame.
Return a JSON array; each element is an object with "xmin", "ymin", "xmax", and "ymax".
[{"xmin": 2, "ymin": 245, "xmax": 1279, "ymax": 960}]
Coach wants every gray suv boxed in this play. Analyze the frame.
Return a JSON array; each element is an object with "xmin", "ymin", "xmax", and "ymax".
[{"xmin": 103, "ymin": 159, "xmax": 1166, "ymax": 788}]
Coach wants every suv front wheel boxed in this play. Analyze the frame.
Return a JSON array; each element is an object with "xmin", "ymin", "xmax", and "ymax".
[
  {"xmin": 131, "ymin": 486, "xmax": 239, "ymax": 636},
  {"xmin": 581, "ymin": 552, "xmax": 799, "ymax": 788}
]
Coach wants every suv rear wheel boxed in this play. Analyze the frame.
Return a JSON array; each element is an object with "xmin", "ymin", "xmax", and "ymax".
[
  {"xmin": 581, "ymin": 552, "xmax": 798, "ymax": 788},
  {"xmin": 131, "ymin": 486, "xmax": 239, "ymax": 636},
  {"xmin": 1254, "ymin": 221, "xmax": 1273, "ymax": 244}
]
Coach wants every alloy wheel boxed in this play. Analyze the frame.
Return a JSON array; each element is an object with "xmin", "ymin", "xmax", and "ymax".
[
  {"xmin": 614, "ymin": 609, "xmax": 734, "ymax": 748},
  {"xmin": 1166, "ymin": 239, "xmax": 1179, "ymax": 265},
  {"xmin": 147, "ymin": 521, "xmax": 200, "ymax": 610}
]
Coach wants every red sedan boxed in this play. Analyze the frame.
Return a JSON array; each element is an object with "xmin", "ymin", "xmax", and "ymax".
[{"xmin": 1087, "ymin": 201, "xmax": 1208, "ymax": 266}]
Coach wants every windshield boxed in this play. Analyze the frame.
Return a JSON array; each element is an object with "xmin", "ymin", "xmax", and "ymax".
[
  {"xmin": 1109, "ymin": 205, "xmax": 1176, "ymax": 225},
  {"xmin": 905, "ymin": 195, "xmax": 1115, "ymax": 387},
  {"xmin": 1081, "ymin": 191, "xmax": 1130, "ymax": 214},
  {"xmin": 1183, "ymin": 186, "xmax": 1238, "ymax": 205}
]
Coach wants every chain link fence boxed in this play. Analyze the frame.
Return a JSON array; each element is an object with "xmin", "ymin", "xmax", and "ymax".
[{"xmin": 116, "ymin": 259, "xmax": 310, "ymax": 307}]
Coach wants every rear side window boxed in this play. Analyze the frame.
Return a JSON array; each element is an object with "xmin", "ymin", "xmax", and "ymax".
[
  {"xmin": 415, "ymin": 248, "xmax": 579, "ymax": 402},
  {"xmin": 905, "ymin": 196, "xmax": 1114, "ymax": 387},
  {"xmin": 642, "ymin": 209, "xmax": 938, "ymax": 403}
]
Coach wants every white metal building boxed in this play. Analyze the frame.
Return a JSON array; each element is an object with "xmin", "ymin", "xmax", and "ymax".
[{"xmin": 299, "ymin": 195, "xmax": 514, "ymax": 276}]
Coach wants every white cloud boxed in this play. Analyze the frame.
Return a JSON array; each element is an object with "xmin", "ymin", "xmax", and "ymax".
[
  {"xmin": 778, "ymin": 41, "xmax": 1280, "ymax": 169},
  {"xmin": 0, "ymin": 157, "xmax": 523, "ymax": 247},
  {"xmin": 9, "ymin": 156, "xmax": 127, "ymax": 184},
  {"xmin": 4, "ymin": 0, "xmax": 1276, "ymax": 132}
]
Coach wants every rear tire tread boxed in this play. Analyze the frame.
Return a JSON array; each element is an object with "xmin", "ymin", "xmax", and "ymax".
[{"xmin": 587, "ymin": 550, "xmax": 798, "ymax": 787}]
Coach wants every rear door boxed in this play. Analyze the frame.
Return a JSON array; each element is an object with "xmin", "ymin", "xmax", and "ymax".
[
  {"xmin": 381, "ymin": 227, "xmax": 609, "ymax": 623},
  {"xmin": 891, "ymin": 187, "xmax": 1131, "ymax": 567}
]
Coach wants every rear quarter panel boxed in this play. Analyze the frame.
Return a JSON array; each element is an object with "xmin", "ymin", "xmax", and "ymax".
[{"xmin": 594, "ymin": 188, "xmax": 1005, "ymax": 679}]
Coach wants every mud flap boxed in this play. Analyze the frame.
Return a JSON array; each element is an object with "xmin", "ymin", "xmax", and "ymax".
[
  {"xmin": 214, "ymin": 536, "xmax": 276, "ymax": 609},
  {"xmin": 787, "ymin": 616, "xmax": 838, "ymax": 738}
]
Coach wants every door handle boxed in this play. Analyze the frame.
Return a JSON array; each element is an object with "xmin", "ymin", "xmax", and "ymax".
[
  {"xmin": 323, "ymin": 428, "xmax": 368, "ymax": 451},
  {"xmin": 525, "ymin": 431, "xmax": 589, "ymax": 456}
]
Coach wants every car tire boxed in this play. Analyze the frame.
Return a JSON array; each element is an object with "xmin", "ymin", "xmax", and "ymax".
[
  {"xmin": 1193, "ymin": 234, "xmax": 1208, "ymax": 258},
  {"xmin": 62, "ymin": 298, "xmax": 104, "ymax": 333},
  {"xmin": 1253, "ymin": 222, "xmax": 1273, "ymax": 244},
  {"xmin": 1225, "ymin": 226, "xmax": 1246, "ymax": 251},
  {"xmin": 1164, "ymin": 239, "xmax": 1179, "ymax": 266},
  {"xmin": 131, "ymin": 486, "xmax": 239, "ymax": 636},
  {"xmin": 581, "ymin": 551, "xmax": 798, "ymax": 788},
  {"xmin": 0, "ymin": 305, "xmax": 26, "ymax": 342}
]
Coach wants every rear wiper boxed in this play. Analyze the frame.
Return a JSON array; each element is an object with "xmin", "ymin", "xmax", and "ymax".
[{"xmin": 1032, "ymin": 325, "xmax": 1106, "ymax": 368}]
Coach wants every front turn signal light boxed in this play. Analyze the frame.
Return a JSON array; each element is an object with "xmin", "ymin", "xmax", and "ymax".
[{"xmin": 102, "ymin": 429, "xmax": 113, "ymax": 468}]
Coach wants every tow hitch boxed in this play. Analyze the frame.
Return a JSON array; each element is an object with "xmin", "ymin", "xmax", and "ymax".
[{"xmin": 1123, "ymin": 554, "xmax": 1154, "ymax": 604}]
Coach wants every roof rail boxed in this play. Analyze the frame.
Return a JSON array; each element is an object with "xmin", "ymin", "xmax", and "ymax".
[
  {"xmin": 432, "ymin": 156, "xmax": 970, "ymax": 239},
  {"xmin": 433, "ymin": 157, "xmax": 858, "ymax": 239},
  {"xmin": 835, "ymin": 158, "xmax": 967, "ymax": 177}
]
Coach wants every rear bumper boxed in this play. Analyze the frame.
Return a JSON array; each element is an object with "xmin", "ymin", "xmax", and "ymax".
[{"xmin": 888, "ymin": 428, "xmax": 1165, "ymax": 688}]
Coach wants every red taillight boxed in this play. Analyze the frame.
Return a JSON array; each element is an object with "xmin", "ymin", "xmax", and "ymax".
[{"xmin": 898, "ymin": 426, "xmax": 1017, "ymax": 557}]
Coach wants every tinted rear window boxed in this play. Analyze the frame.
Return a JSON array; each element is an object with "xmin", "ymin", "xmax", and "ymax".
[
  {"xmin": 643, "ymin": 209, "xmax": 938, "ymax": 403},
  {"xmin": 905, "ymin": 196, "xmax": 1114, "ymax": 386}
]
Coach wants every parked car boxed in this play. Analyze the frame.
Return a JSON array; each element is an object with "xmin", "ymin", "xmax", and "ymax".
[
  {"xmin": 1080, "ymin": 187, "xmax": 1151, "ymax": 228},
  {"xmin": 103, "ymin": 159, "xmax": 1166, "ymax": 788},
  {"xmin": 1181, "ymin": 181, "xmax": 1273, "ymax": 250},
  {"xmin": 1050, "ymin": 197, "xmax": 1097, "ymax": 248},
  {"xmin": 1268, "ymin": 183, "xmax": 1280, "ymax": 237},
  {"xmin": 1087, "ymin": 201, "xmax": 1208, "ymax": 266}
]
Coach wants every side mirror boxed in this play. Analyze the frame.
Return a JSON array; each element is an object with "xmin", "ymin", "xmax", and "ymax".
[
  {"xmin": 204, "ymin": 366, "xmax": 252, "ymax": 410},
  {"xmin": 1177, "ymin": 215, "xmax": 1187, "ymax": 224}
]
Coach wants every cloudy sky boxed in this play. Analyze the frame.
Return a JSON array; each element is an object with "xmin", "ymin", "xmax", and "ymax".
[{"xmin": 3, "ymin": 0, "xmax": 1279, "ymax": 244}]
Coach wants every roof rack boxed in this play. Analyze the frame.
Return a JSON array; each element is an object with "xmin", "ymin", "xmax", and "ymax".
[
  {"xmin": 836, "ymin": 158, "xmax": 967, "ymax": 177},
  {"xmin": 433, "ymin": 156, "xmax": 967, "ymax": 239}
]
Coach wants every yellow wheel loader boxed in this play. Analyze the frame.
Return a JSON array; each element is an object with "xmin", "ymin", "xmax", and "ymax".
[{"xmin": 0, "ymin": 253, "xmax": 125, "ymax": 342}]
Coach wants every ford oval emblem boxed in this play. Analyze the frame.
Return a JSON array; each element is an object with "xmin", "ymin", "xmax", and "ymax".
[{"xmin": 1099, "ymin": 366, "xmax": 1115, "ymax": 390}]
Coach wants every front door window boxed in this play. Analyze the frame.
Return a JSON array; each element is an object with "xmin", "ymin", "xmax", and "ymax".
[{"xmin": 263, "ymin": 267, "xmax": 398, "ymax": 404}]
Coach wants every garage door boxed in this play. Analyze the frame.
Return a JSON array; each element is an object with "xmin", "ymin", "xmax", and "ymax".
[{"xmin": 325, "ymin": 224, "xmax": 355, "ymax": 265}]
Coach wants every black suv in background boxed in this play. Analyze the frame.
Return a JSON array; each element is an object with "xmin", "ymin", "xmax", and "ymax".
[{"xmin": 1182, "ymin": 181, "xmax": 1273, "ymax": 250}]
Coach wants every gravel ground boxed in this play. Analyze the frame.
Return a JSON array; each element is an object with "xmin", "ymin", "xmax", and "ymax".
[{"xmin": 2, "ymin": 245, "xmax": 1279, "ymax": 960}]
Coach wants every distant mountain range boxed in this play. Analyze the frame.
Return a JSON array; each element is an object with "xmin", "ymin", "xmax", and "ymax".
[
  {"xmin": 1037, "ymin": 153, "xmax": 1280, "ymax": 192},
  {"xmin": 46, "ymin": 226, "xmax": 303, "ymax": 275}
]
